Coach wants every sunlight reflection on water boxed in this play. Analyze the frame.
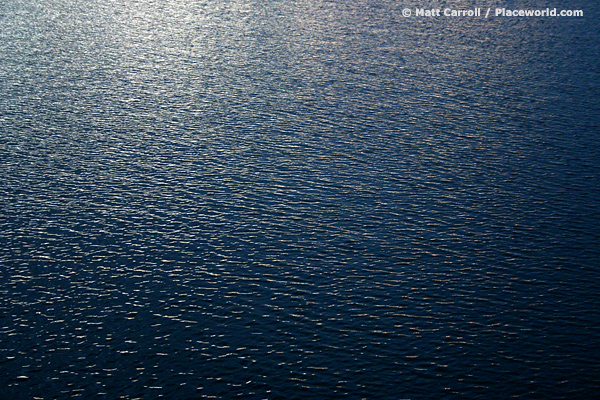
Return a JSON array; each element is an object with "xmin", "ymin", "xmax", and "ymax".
[{"xmin": 1, "ymin": 0, "xmax": 599, "ymax": 399}]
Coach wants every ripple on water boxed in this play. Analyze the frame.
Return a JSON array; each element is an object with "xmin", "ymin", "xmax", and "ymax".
[{"xmin": 1, "ymin": 0, "xmax": 600, "ymax": 399}]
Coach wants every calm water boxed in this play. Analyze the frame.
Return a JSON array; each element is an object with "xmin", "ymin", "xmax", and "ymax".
[{"xmin": 1, "ymin": 0, "xmax": 600, "ymax": 399}]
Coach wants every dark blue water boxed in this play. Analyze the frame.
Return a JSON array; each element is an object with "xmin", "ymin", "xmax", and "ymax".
[{"xmin": 1, "ymin": 0, "xmax": 599, "ymax": 399}]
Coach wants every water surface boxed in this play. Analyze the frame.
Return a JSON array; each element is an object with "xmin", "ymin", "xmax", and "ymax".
[{"xmin": 1, "ymin": 0, "xmax": 599, "ymax": 399}]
